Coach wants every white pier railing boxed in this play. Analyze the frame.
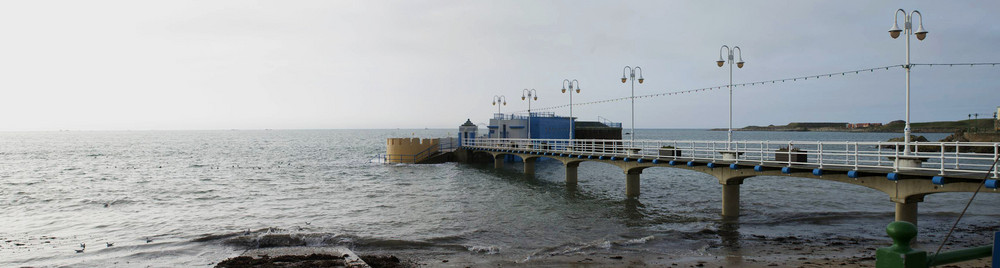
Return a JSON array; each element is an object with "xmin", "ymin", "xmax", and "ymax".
[{"xmin": 465, "ymin": 138, "xmax": 1000, "ymax": 178}]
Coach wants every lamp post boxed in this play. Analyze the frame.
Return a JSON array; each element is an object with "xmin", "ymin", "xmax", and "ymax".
[
  {"xmin": 716, "ymin": 45, "xmax": 744, "ymax": 150},
  {"xmin": 889, "ymin": 9, "xmax": 928, "ymax": 155},
  {"xmin": 621, "ymin": 66, "xmax": 643, "ymax": 144},
  {"xmin": 522, "ymin": 89, "xmax": 537, "ymax": 140},
  {"xmin": 492, "ymin": 95, "xmax": 507, "ymax": 116},
  {"xmin": 492, "ymin": 95, "xmax": 507, "ymax": 139},
  {"xmin": 975, "ymin": 113, "xmax": 980, "ymax": 132},
  {"xmin": 969, "ymin": 114, "xmax": 973, "ymax": 132},
  {"xmin": 561, "ymin": 79, "xmax": 580, "ymax": 142}
]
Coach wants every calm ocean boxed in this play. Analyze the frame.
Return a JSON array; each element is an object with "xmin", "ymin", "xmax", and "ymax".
[{"xmin": 2, "ymin": 129, "xmax": 998, "ymax": 266}]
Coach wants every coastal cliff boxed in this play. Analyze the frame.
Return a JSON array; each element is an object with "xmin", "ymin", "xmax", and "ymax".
[{"xmin": 714, "ymin": 119, "xmax": 996, "ymax": 133}]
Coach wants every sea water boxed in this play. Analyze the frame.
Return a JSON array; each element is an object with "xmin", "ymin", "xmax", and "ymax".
[{"xmin": 2, "ymin": 129, "xmax": 997, "ymax": 266}]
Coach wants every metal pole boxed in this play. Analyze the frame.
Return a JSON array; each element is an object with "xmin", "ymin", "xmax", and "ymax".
[
  {"xmin": 631, "ymin": 72, "xmax": 635, "ymax": 144},
  {"xmin": 570, "ymin": 86, "xmax": 573, "ymax": 142},
  {"xmin": 728, "ymin": 50, "xmax": 734, "ymax": 150},
  {"xmin": 904, "ymin": 13, "xmax": 912, "ymax": 155},
  {"xmin": 568, "ymin": 83, "xmax": 573, "ymax": 141}
]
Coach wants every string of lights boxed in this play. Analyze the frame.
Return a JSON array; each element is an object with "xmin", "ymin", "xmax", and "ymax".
[
  {"xmin": 515, "ymin": 63, "xmax": 1000, "ymax": 113},
  {"xmin": 911, "ymin": 62, "xmax": 1000, "ymax": 67}
]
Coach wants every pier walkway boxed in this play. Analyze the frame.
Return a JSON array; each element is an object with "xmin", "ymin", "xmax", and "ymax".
[{"xmin": 462, "ymin": 137, "xmax": 1000, "ymax": 225}]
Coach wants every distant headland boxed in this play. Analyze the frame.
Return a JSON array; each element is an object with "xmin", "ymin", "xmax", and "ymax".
[{"xmin": 712, "ymin": 119, "xmax": 997, "ymax": 133}]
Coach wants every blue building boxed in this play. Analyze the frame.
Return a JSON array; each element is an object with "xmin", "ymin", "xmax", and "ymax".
[{"xmin": 487, "ymin": 112, "xmax": 573, "ymax": 140}]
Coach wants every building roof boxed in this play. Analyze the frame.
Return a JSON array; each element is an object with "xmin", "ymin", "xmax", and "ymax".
[{"xmin": 575, "ymin": 121, "xmax": 621, "ymax": 129}]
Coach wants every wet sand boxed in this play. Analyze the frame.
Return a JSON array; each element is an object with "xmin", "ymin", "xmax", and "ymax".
[{"xmin": 382, "ymin": 230, "xmax": 995, "ymax": 268}]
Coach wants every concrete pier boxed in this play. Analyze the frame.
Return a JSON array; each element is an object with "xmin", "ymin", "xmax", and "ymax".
[
  {"xmin": 894, "ymin": 201, "xmax": 919, "ymax": 225},
  {"xmin": 565, "ymin": 162, "xmax": 579, "ymax": 185},
  {"xmin": 721, "ymin": 183, "xmax": 741, "ymax": 220},
  {"xmin": 626, "ymin": 170, "xmax": 641, "ymax": 198},
  {"xmin": 524, "ymin": 157, "xmax": 536, "ymax": 176},
  {"xmin": 466, "ymin": 146, "xmax": 991, "ymax": 227}
]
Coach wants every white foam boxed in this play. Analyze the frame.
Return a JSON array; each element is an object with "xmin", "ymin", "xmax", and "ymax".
[
  {"xmin": 620, "ymin": 235, "xmax": 655, "ymax": 246},
  {"xmin": 467, "ymin": 245, "xmax": 500, "ymax": 254}
]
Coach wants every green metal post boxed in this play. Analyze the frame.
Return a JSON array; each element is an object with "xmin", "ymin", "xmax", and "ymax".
[
  {"xmin": 876, "ymin": 221, "xmax": 994, "ymax": 267},
  {"xmin": 876, "ymin": 221, "xmax": 927, "ymax": 268}
]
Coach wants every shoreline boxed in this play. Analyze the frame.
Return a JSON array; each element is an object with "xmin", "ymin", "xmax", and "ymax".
[
  {"xmin": 384, "ymin": 237, "xmax": 994, "ymax": 268},
  {"xmin": 348, "ymin": 227, "xmax": 997, "ymax": 268},
  {"xmin": 708, "ymin": 128, "xmax": 956, "ymax": 134}
]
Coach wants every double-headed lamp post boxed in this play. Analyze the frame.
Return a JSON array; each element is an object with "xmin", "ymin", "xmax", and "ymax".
[
  {"xmin": 492, "ymin": 95, "xmax": 507, "ymax": 116},
  {"xmin": 522, "ymin": 89, "xmax": 538, "ymax": 140},
  {"xmin": 717, "ymin": 45, "xmax": 744, "ymax": 151},
  {"xmin": 561, "ymin": 79, "xmax": 580, "ymax": 142},
  {"xmin": 621, "ymin": 66, "xmax": 644, "ymax": 144},
  {"xmin": 889, "ymin": 9, "xmax": 928, "ymax": 155}
]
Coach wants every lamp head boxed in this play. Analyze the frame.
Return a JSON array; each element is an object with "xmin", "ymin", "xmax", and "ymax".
[
  {"xmin": 521, "ymin": 95, "xmax": 526, "ymax": 100},
  {"xmin": 533, "ymin": 96, "xmax": 537, "ymax": 100},
  {"xmin": 561, "ymin": 88, "xmax": 566, "ymax": 93},
  {"xmin": 503, "ymin": 101, "xmax": 506, "ymax": 105},
  {"xmin": 575, "ymin": 88, "xmax": 580, "ymax": 93},
  {"xmin": 914, "ymin": 25, "xmax": 927, "ymax": 41},
  {"xmin": 736, "ymin": 61, "xmax": 744, "ymax": 68},
  {"xmin": 889, "ymin": 23, "xmax": 902, "ymax": 39},
  {"xmin": 716, "ymin": 60, "xmax": 725, "ymax": 67},
  {"xmin": 638, "ymin": 78, "xmax": 644, "ymax": 84},
  {"xmin": 492, "ymin": 101, "xmax": 496, "ymax": 106},
  {"xmin": 621, "ymin": 77, "xmax": 627, "ymax": 83}
]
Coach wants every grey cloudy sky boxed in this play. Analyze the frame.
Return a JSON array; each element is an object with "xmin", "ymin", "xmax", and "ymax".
[{"xmin": 1, "ymin": 1, "xmax": 998, "ymax": 131}]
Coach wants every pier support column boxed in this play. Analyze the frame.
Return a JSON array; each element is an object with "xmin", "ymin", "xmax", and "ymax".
[
  {"xmin": 494, "ymin": 156, "xmax": 503, "ymax": 169},
  {"xmin": 894, "ymin": 201, "xmax": 919, "ymax": 226},
  {"xmin": 524, "ymin": 157, "xmax": 536, "ymax": 176},
  {"xmin": 625, "ymin": 170, "xmax": 642, "ymax": 198},
  {"xmin": 721, "ymin": 182, "xmax": 742, "ymax": 220},
  {"xmin": 565, "ymin": 162, "xmax": 579, "ymax": 186}
]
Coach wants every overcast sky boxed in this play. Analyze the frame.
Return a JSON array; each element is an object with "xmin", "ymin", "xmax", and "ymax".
[{"xmin": 0, "ymin": 1, "xmax": 998, "ymax": 131}]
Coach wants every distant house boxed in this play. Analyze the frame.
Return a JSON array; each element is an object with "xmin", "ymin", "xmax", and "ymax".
[
  {"xmin": 847, "ymin": 123, "xmax": 883, "ymax": 129},
  {"xmin": 786, "ymin": 122, "xmax": 848, "ymax": 128}
]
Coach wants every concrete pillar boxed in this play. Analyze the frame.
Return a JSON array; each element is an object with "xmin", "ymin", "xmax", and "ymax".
[
  {"xmin": 524, "ymin": 157, "xmax": 536, "ymax": 176},
  {"xmin": 892, "ymin": 156, "xmax": 925, "ymax": 170},
  {"xmin": 565, "ymin": 162, "xmax": 579, "ymax": 186},
  {"xmin": 721, "ymin": 183, "xmax": 741, "ymax": 220},
  {"xmin": 894, "ymin": 201, "xmax": 918, "ymax": 226},
  {"xmin": 494, "ymin": 156, "xmax": 503, "ymax": 169},
  {"xmin": 626, "ymin": 170, "xmax": 641, "ymax": 198},
  {"xmin": 720, "ymin": 152, "xmax": 739, "ymax": 161}
]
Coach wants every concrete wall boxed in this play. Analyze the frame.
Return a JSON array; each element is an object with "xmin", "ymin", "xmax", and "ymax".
[{"xmin": 386, "ymin": 138, "xmax": 439, "ymax": 163}]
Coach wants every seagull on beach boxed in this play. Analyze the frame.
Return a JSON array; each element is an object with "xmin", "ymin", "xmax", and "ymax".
[
  {"xmin": 80, "ymin": 243, "xmax": 85, "ymax": 249},
  {"xmin": 74, "ymin": 249, "xmax": 84, "ymax": 253},
  {"xmin": 106, "ymin": 242, "xmax": 114, "ymax": 247},
  {"xmin": 145, "ymin": 237, "xmax": 152, "ymax": 243}
]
